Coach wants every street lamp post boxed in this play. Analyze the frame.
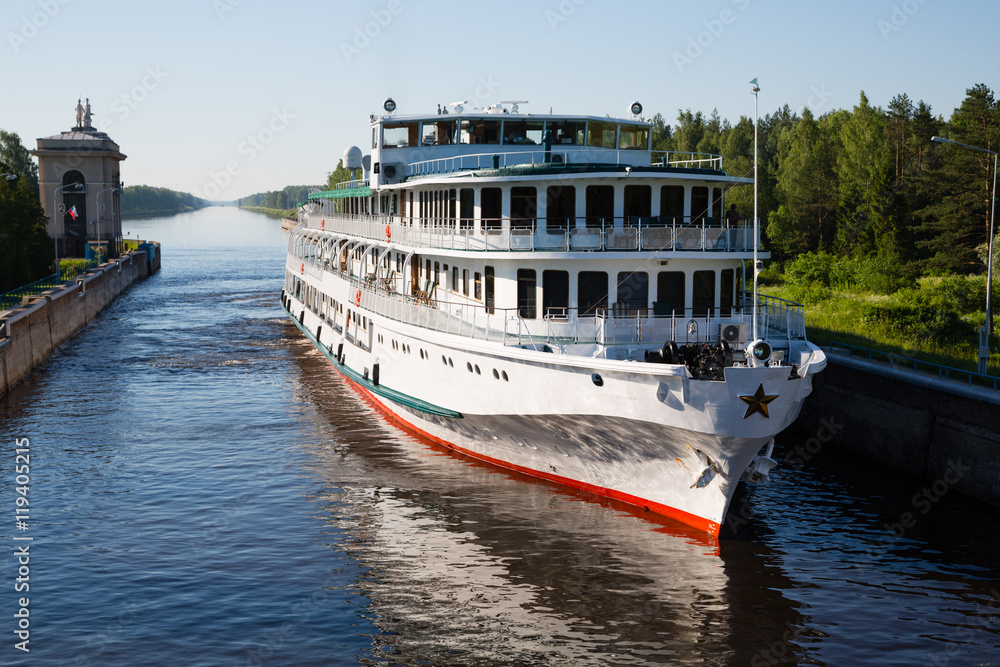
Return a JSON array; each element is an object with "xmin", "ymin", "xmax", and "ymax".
[
  {"xmin": 52, "ymin": 182, "xmax": 84, "ymax": 273},
  {"xmin": 931, "ymin": 135, "xmax": 996, "ymax": 375}
]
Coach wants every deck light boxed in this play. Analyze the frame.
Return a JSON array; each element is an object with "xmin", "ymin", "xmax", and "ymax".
[
  {"xmin": 932, "ymin": 135, "xmax": 995, "ymax": 374},
  {"xmin": 630, "ymin": 101, "xmax": 643, "ymax": 116},
  {"xmin": 383, "ymin": 98, "xmax": 396, "ymax": 114}
]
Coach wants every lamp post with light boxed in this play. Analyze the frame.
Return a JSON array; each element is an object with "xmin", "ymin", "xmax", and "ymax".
[
  {"xmin": 931, "ymin": 135, "xmax": 995, "ymax": 375},
  {"xmin": 95, "ymin": 186, "xmax": 121, "ymax": 262}
]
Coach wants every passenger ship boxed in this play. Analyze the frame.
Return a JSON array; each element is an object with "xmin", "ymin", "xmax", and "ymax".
[{"xmin": 282, "ymin": 99, "xmax": 826, "ymax": 536}]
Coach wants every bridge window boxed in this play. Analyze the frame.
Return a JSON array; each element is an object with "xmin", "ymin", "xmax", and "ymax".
[
  {"xmin": 586, "ymin": 185, "xmax": 614, "ymax": 229},
  {"xmin": 504, "ymin": 120, "xmax": 544, "ymax": 145},
  {"xmin": 587, "ymin": 121, "xmax": 617, "ymax": 148},
  {"xmin": 619, "ymin": 124, "xmax": 649, "ymax": 150},
  {"xmin": 421, "ymin": 119, "xmax": 457, "ymax": 146},
  {"xmin": 657, "ymin": 271, "xmax": 685, "ymax": 316},
  {"xmin": 517, "ymin": 269, "xmax": 536, "ymax": 319},
  {"xmin": 481, "ymin": 187, "xmax": 502, "ymax": 232},
  {"xmin": 547, "ymin": 120, "xmax": 584, "ymax": 145},
  {"xmin": 382, "ymin": 122, "xmax": 419, "ymax": 148},
  {"xmin": 460, "ymin": 119, "xmax": 500, "ymax": 144},
  {"xmin": 543, "ymin": 270, "xmax": 569, "ymax": 318},
  {"xmin": 510, "ymin": 187, "xmax": 537, "ymax": 228},
  {"xmin": 579, "ymin": 271, "xmax": 608, "ymax": 316}
]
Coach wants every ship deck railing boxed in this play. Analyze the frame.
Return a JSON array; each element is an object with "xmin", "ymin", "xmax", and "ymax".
[
  {"xmin": 300, "ymin": 212, "xmax": 761, "ymax": 253},
  {"xmin": 297, "ymin": 260, "xmax": 806, "ymax": 349},
  {"xmin": 404, "ymin": 149, "xmax": 724, "ymax": 178}
]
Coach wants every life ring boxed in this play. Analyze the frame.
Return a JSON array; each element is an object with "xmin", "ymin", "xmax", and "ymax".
[
  {"xmin": 300, "ymin": 262, "xmax": 304, "ymax": 275},
  {"xmin": 355, "ymin": 289, "xmax": 361, "ymax": 307},
  {"xmin": 385, "ymin": 224, "xmax": 391, "ymax": 241}
]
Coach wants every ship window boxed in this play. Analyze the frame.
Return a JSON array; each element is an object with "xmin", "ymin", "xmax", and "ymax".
[
  {"xmin": 585, "ymin": 185, "xmax": 614, "ymax": 229},
  {"xmin": 660, "ymin": 185, "xmax": 684, "ymax": 223},
  {"xmin": 463, "ymin": 269, "xmax": 469, "ymax": 296},
  {"xmin": 434, "ymin": 262, "xmax": 440, "ymax": 286},
  {"xmin": 517, "ymin": 269, "xmax": 536, "ymax": 319},
  {"xmin": 546, "ymin": 185, "xmax": 575, "ymax": 231},
  {"xmin": 481, "ymin": 188, "xmax": 502, "ymax": 232},
  {"xmin": 587, "ymin": 121, "xmax": 617, "ymax": 148},
  {"xmin": 459, "ymin": 188, "xmax": 474, "ymax": 231},
  {"xmin": 721, "ymin": 268, "xmax": 735, "ymax": 317},
  {"xmin": 510, "ymin": 187, "xmax": 537, "ymax": 228},
  {"xmin": 449, "ymin": 189, "xmax": 457, "ymax": 222},
  {"xmin": 503, "ymin": 120, "xmax": 544, "ymax": 145},
  {"xmin": 693, "ymin": 270, "xmax": 715, "ymax": 317},
  {"xmin": 474, "ymin": 272, "xmax": 482, "ymax": 300},
  {"xmin": 617, "ymin": 271, "xmax": 648, "ymax": 310},
  {"xmin": 460, "ymin": 119, "xmax": 500, "ymax": 144},
  {"xmin": 712, "ymin": 187, "xmax": 723, "ymax": 221},
  {"xmin": 624, "ymin": 185, "xmax": 651, "ymax": 223},
  {"xmin": 692, "ymin": 187, "xmax": 709, "ymax": 223},
  {"xmin": 547, "ymin": 120, "xmax": 583, "ymax": 145},
  {"xmin": 421, "ymin": 119, "xmax": 457, "ymax": 146},
  {"xmin": 543, "ymin": 270, "xmax": 569, "ymax": 318},
  {"xmin": 382, "ymin": 122, "xmax": 419, "ymax": 148},
  {"xmin": 452, "ymin": 266, "xmax": 459, "ymax": 291},
  {"xmin": 657, "ymin": 271, "xmax": 685, "ymax": 316},
  {"xmin": 485, "ymin": 266, "xmax": 495, "ymax": 314},
  {"xmin": 578, "ymin": 271, "xmax": 608, "ymax": 316},
  {"xmin": 619, "ymin": 124, "xmax": 649, "ymax": 150}
]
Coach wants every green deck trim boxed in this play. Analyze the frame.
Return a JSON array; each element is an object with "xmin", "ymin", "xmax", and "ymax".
[
  {"xmin": 308, "ymin": 187, "xmax": 372, "ymax": 200},
  {"xmin": 286, "ymin": 303, "xmax": 464, "ymax": 418}
]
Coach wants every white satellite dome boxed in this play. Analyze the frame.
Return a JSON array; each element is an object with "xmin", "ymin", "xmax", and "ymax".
[{"xmin": 343, "ymin": 145, "xmax": 363, "ymax": 170}]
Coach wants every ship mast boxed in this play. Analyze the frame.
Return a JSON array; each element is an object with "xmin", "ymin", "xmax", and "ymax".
[{"xmin": 750, "ymin": 77, "xmax": 760, "ymax": 345}]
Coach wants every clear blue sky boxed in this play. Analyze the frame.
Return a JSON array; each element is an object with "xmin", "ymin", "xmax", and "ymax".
[{"xmin": 3, "ymin": 0, "xmax": 998, "ymax": 201}]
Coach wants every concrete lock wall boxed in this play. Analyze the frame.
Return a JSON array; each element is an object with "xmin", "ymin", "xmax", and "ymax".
[
  {"xmin": 0, "ymin": 245, "xmax": 158, "ymax": 397},
  {"xmin": 801, "ymin": 355, "xmax": 1000, "ymax": 509}
]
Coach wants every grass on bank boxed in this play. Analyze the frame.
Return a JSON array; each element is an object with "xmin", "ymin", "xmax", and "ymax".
[
  {"xmin": 240, "ymin": 206, "xmax": 297, "ymax": 219},
  {"xmin": 760, "ymin": 252, "xmax": 998, "ymax": 377}
]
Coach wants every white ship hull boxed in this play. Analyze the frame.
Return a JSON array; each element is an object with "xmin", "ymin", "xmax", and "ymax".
[{"xmin": 283, "ymin": 271, "xmax": 823, "ymax": 535}]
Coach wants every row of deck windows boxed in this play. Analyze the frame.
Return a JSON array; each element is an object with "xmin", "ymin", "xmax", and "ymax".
[
  {"xmin": 401, "ymin": 184, "xmax": 725, "ymax": 229},
  {"xmin": 379, "ymin": 119, "xmax": 649, "ymax": 150}
]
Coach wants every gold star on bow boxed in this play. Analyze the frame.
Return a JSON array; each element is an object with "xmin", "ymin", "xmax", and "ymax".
[{"xmin": 739, "ymin": 384, "xmax": 778, "ymax": 419}]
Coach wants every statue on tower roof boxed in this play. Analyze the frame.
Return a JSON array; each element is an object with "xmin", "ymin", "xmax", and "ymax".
[
  {"xmin": 83, "ymin": 98, "xmax": 93, "ymax": 129},
  {"xmin": 75, "ymin": 98, "xmax": 84, "ymax": 129}
]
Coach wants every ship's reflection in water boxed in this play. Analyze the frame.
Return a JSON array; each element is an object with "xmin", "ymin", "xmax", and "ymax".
[{"xmin": 290, "ymin": 336, "xmax": 825, "ymax": 665}]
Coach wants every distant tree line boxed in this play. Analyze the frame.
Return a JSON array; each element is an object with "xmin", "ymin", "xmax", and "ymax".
[
  {"xmin": 648, "ymin": 83, "xmax": 1000, "ymax": 276},
  {"xmin": 238, "ymin": 184, "xmax": 320, "ymax": 210},
  {"xmin": 122, "ymin": 185, "xmax": 209, "ymax": 216}
]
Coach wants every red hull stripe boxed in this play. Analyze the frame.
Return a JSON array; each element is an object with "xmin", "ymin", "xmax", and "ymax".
[{"xmin": 339, "ymin": 374, "xmax": 722, "ymax": 537}]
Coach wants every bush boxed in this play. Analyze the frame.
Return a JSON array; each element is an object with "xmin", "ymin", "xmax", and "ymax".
[{"xmin": 785, "ymin": 252, "xmax": 837, "ymax": 286}]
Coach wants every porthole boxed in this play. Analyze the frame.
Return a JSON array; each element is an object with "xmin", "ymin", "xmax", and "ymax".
[
  {"xmin": 492, "ymin": 369, "xmax": 499, "ymax": 380},
  {"xmin": 523, "ymin": 438, "xmax": 538, "ymax": 450},
  {"xmin": 448, "ymin": 358, "xmax": 454, "ymax": 367},
  {"xmin": 502, "ymin": 371, "xmax": 509, "ymax": 382},
  {"xmin": 442, "ymin": 355, "xmax": 448, "ymax": 365},
  {"xmin": 592, "ymin": 373, "xmax": 603, "ymax": 386},
  {"xmin": 510, "ymin": 435, "xmax": 523, "ymax": 447},
  {"xmin": 474, "ymin": 365, "xmax": 481, "ymax": 375},
  {"xmin": 467, "ymin": 362, "xmax": 473, "ymax": 373}
]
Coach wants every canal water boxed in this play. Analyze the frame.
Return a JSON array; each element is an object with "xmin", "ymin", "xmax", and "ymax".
[{"xmin": 1, "ymin": 207, "xmax": 998, "ymax": 666}]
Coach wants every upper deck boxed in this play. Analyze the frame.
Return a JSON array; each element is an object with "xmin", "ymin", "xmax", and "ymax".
[{"xmin": 368, "ymin": 103, "xmax": 723, "ymax": 186}]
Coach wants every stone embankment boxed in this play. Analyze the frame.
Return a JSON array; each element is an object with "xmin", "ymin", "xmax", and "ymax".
[{"xmin": 0, "ymin": 244, "xmax": 160, "ymax": 396}]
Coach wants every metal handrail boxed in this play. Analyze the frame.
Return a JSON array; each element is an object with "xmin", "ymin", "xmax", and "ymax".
[
  {"xmin": 827, "ymin": 340, "xmax": 998, "ymax": 391},
  {"xmin": 0, "ymin": 259, "xmax": 100, "ymax": 313}
]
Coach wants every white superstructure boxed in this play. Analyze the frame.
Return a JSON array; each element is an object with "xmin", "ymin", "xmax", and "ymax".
[{"xmin": 283, "ymin": 99, "xmax": 826, "ymax": 535}]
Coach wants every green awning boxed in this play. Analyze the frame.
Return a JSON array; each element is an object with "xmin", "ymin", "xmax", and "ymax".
[{"xmin": 308, "ymin": 186, "xmax": 372, "ymax": 200}]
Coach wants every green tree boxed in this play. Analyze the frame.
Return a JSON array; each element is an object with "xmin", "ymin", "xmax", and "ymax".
[
  {"xmin": 0, "ymin": 163, "xmax": 52, "ymax": 292},
  {"xmin": 0, "ymin": 130, "xmax": 39, "ymax": 194},
  {"xmin": 913, "ymin": 84, "xmax": 999, "ymax": 272},
  {"xmin": 650, "ymin": 112, "xmax": 673, "ymax": 152},
  {"xmin": 672, "ymin": 109, "xmax": 705, "ymax": 153},
  {"xmin": 836, "ymin": 91, "xmax": 892, "ymax": 254},
  {"xmin": 325, "ymin": 160, "xmax": 352, "ymax": 190}
]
